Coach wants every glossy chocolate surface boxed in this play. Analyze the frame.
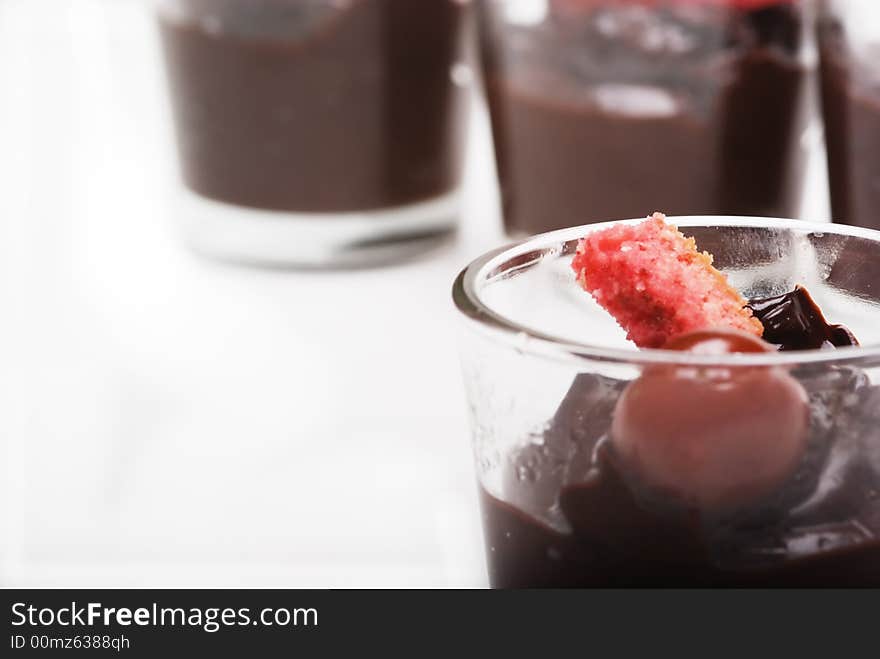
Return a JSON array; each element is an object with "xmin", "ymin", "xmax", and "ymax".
[{"xmin": 749, "ymin": 286, "xmax": 859, "ymax": 351}]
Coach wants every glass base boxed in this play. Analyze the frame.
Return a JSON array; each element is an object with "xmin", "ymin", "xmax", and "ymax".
[{"xmin": 176, "ymin": 187, "xmax": 460, "ymax": 268}]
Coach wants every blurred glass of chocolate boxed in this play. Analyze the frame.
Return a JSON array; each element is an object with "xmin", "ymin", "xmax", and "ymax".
[
  {"xmin": 819, "ymin": 0, "xmax": 880, "ymax": 231},
  {"xmin": 157, "ymin": 0, "xmax": 471, "ymax": 266},
  {"xmin": 477, "ymin": 0, "xmax": 812, "ymax": 235}
]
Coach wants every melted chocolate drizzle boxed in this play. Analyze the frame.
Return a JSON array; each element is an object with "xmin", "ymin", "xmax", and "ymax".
[{"xmin": 748, "ymin": 286, "xmax": 859, "ymax": 351}]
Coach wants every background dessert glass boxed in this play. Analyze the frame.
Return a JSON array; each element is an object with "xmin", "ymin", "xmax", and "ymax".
[
  {"xmin": 454, "ymin": 217, "xmax": 880, "ymax": 587},
  {"xmin": 156, "ymin": 0, "xmax": 471, "ymax": 267},
  {"xmin": 819, "ymin": 0, "xmax": 880, "ymax": 230},
  {"xmin": 477, "ymin": 0, "xmax": 814, "ymax": 235}
]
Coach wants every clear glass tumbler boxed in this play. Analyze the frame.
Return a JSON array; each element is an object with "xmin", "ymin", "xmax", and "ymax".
[
  {"xmin": 477, "ymin": 1, "xmax": 814, "ymax": 235},
  {"xmin": 454, "ymin": 217, "xmax": 880, "ymax": 587},
  {"xmin": 156, "ymin": 0, "xmax": 471, "ymax": 266},
  {"xmin": 818, "ymin": 0, "xmax": 880, "ymax": 230}
]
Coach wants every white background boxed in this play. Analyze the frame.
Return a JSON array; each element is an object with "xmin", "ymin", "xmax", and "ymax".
[{"xmin": 0, "ymin": 0, "xmax": 830, "ymax": 587}]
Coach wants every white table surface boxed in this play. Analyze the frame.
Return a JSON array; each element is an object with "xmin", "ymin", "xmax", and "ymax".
[{"xmin": 0, "ymin": 0, "xmax": 831, "ymax": 588}]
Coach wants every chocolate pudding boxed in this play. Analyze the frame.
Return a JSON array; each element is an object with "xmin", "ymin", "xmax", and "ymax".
[
  {"xmin": 159, "ymin": 0, "xmax": 469, "ymax": 213},
  {"xmin": 478, "ymin": 1, "xmax": 810, "ymax": 234},
  {"xmin": 819, "ymin": 16, "xmax": 880, "ymax": 230},
  {"xmin": 749, "ymin": 286, "xmax": 860, "ymax": 351},
  {"xmin": 480, "ymin": 291, "xmax": 879, "ymax": 588}
]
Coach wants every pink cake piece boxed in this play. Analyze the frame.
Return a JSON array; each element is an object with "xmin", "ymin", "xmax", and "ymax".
[{"xmin": 571, "ymin": 212, "xmax": 764, "ymax": 349}]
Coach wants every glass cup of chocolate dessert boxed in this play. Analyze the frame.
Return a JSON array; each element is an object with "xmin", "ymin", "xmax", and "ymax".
[
  {"xmin": 477, "ymin": 1, "xmax": 814, "ymax": 236},
  {"xmin": 155, "ymin": 0, "xmax": 471, "ymax": 266},
  {"xmin": 818, "ymin": 1, "xmax": 880, "ymax": 231},
  {"xmin": 454, "ymin": 214, "xmax": 880, "ymax": 587}
]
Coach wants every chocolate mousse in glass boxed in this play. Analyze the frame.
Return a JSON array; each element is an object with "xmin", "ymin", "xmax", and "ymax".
[
  {"xmin": 156, "ymin": 0, "xmax": 471, "ymax": 266},
  {"xmin": 477, "ymin": 1, "xmax": 813, "ymax": 235},
  {"xmin": 454, "ymin": 217, "xmax": 880, "ymax": 587},
  {"xmin": 819, "ymin": 1, "xmax": 880, "ymax": 231}
]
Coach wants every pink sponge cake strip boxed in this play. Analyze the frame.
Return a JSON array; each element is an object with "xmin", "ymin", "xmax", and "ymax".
[{"xmin": 571, "ymin": 213, "xmax": 764, "ymax": 349}]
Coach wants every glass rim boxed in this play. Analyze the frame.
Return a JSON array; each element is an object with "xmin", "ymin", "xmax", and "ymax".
[{"xmin": 453, "ymin": 216, "xmax": 880, "ymax": 368}]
